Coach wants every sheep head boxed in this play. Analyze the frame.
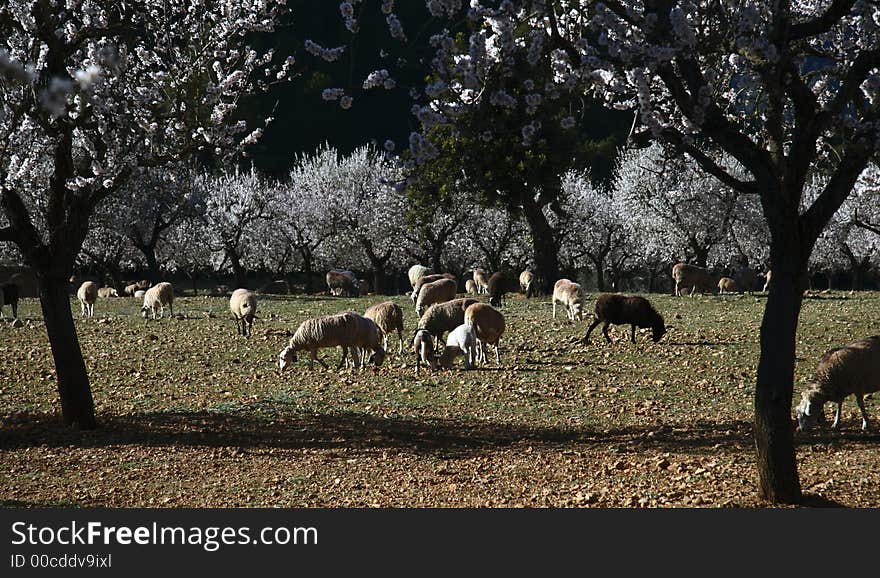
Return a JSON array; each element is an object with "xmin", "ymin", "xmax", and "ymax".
[
  {"xmin": 278, "ymin": 346, "xmax": 296, "ymax": 371},
  {"xmin": 652, "ymin": 323, "xmax": 667, "ymax": 343},
  {"xmin": 795, "ymin": 391, "xmax": 825, "ymax": 432}
]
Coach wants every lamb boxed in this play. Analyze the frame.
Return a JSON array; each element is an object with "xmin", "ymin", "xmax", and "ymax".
[
  {"xmin": 439, "ymin": 323, "xmax": 478, "ymax": 370},
  {"xmin": 408, "ymin": 264, "xmax": 434, "ymax": 289},
  {"xmin": 717, "ymin": 277, "xmax": 738, "ymax": 294},
  {"xmin": 141, "ymin": 282, "xmax": 174, "ymax": 320},
  {"xmin": 487, "ymin": 271, "xmax": 516, "ymax": 308},
  {"xmin": 795, "ymin": 336, "xmax": 880, "ymax": 431},
  {"xmin": 762, "ymin": 269, "xmax": 772, "ymax": 292},
  {"xmin": 326, "ymin": 269, "xmax": 360, "ymax": 297},
  {"xmin": 410, "ymin": 273, "xmax": 456, "ymax": 303},
  {"xmin": 278, "ymin": 311, "xmax": 386, "ymax": 371},
  {"xmin": 413, "ymin": 329, "xmax": 439, "ymax": 373},
  {"xmin": 552, "ymin": 279, "xmax": 584, "ymax": 321},
  {"xmin": 672, "ymin": 263, "xmax": 714, "ymax": 296},
  {"xmin": 519, "ymin": 270, "xmax": 536, "ymax": 298},
  {"xmin": 0, "ymin": 283, "xmax": 19, "ymax": 319},
  {"xmin": 364, "ymin": 301, "xmax": 405, "ymax": 355},
  {"xmin": 472, "ymin": 268, "xmax": 489, "ymax": 294},
  {"xmin": 465, "ymin": 279, "xmax": 477, "ymax": 294},
  {"xmin": 464, "ymin": 302, "xmax": 505, "ymax": 365},
  {"xmin": 134, "ymin": 289, "xmax": 147, "ymax": 299},
  {"xmin": 583, "ymin": 293, "xmax": 666, "ymax": 344},
  {"xmin": 76, "ymin": 281, "xmax": 99, "ymax": 318},
  {"xmin": 415, "ymin": 278, "xmax": 457, "ymax": 317},
  {"xmin": 98, "ymin": 287, "xmax": 119, "ymax": 298},
  {"xmin": 229, "ymin": 288, "xmax": 258, "ymax": 337},
  {"xmin": 417, "ymin": 297, "xmax": 479, "ymax": 349}
]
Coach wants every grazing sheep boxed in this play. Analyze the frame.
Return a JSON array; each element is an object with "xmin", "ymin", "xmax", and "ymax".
[
  {"xmin": 584, "ymin": 293, "xmax": 666, "ymax": 344},
  {"xmin": 364, "ymin": 301, "xmax": 405, "ymax": 355},
  {"xmin": 278, "ymin": 311, "xmax": 386, "ymax": 371},
  {"xmin": 134, "ymin": 289, "xmax": 147, "ymax": 299},
  {"xmin": 717, "ymin": 277, "xmax": 738, "ymax": 294},
  {"xmin": 413, "ymin": 329, "xmax": 439, "ymax": 374},
  {"xmin": 762, "ymin": 269, "xmax": 772, "ymax": 292},
  {"xmin": 439, "ymin": 323, "xmax": 478, "ymax": 370},
  {"xmin": 672, "ymin": 263, "xmax": 714, "ymax": 296},
  {"xmin": 519, "ymin": 270, "xmax": 536, "ymax": 298},
  {"xmin": 733, "ymin": 266, "xmax": 761, "ymax": 294},
  {"xmin": 97, "ymin": 287, "xmax": 119, "ymax": 298},
  {"xmin": 552, "ymin": 279, "xmax": 584, "ymax": 321},
  {"xmin": 417, "ymin": 297, "xmax": 479, "ymax": 349},
  {"xmin": 141, "ymin": 282, "xmax": 174, "ymax": 320},
  {"xmin": 487, "ymin": 272, "xmax": 517, "ymax": 308},
  {"xmin": 411, "ymin": 273, "xmax": 456, "ymax": 303},
  {"xmin": 415, "ymin": 278, "xmax": 457, "ymax": 317},
  {"xmin": 124, "ymin": 283, "xmax": 139, "ymax": 296},
  {"xmin": 0, "ymin": 283, "xmax": 19, "ymax": 319},
  {"xmin": 472, "ymin": 268, "xmax": 489, "ymax": 294},
  {"xmin": 408, "ymin": 264, "xmax": 434, "ymax": 289},
  {"xmin": 326, "ymin": 269, "xmax": 360, "ymax": 297},
  {"xmin": 76, "ymin": 281, "xmax": 99, "ymax": 318},
  {"xmin": 465, "ymin": 279, "xmax": 477, "ymax": 294},
  {"xmin": 464, "ymin": 303, "xmax": 505, "ymax": 365},
  {"xmin": 229, "ymin": 288, "xmax": 258, "ymax": 337},
  {"xmin": 795, "ymin": 336, "xmax": 880, "ymax": 431}
]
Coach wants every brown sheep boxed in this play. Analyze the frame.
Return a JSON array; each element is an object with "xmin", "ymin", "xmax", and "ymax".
[
  {"xmin": 487, "ymin": 272, "xmax": 517, "ymax": 308},
  {"xmin": 464, "ymin": 302, "xmax": 505, "ymax": 365},
  {"xmin": 672, "ymin": 263, "xmax": 714, "ymax": 296},
  {"xmin": 717, "ymin": 277, "xmax": 738, "ymax": 294},
  {"xmin": 795, "ymin": 336, "xmax": 880, "ymax": 431},
  {"xmin": 326, "ymin": 270, "xmax": 360, "ymax": 297},
  {"xmin": 415, "ymin": 278, "xmax": 457, "ymax": 317},
  {"xmin": 411, "ymin": 273, "xmax": 456, "ymax": 303},
  {"xmin": 472, "ymin": 268, "xmax": 489, "ymax": 294},
  {"xmin": 417, "ymin": 297, "xmax": 479, "ymax": 349},
  {"xmin": 583, "ymin": 293, "xmax": 666, "ymax": 344}
]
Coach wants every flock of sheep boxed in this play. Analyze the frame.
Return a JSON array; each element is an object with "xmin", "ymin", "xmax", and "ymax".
[{"xmin": 3, "ymin": 259, "xmax": 876, "ymax": 435}]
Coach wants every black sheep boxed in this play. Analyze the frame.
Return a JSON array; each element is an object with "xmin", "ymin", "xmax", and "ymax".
[
  {"xmin": 583, "ymin": 293, "xmax": 666, "ymax": 344},
  {"xmin": 487, "ymin": 272, "xmax": 517, "ymax": 308},
  {"xmin": 1, "ymin": 283, "xmax": 19, "ymax": 319}
]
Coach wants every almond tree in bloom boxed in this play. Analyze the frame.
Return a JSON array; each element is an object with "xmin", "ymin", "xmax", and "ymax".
[
  {"xmin": 328, "ymin": 1, "xmax": 880, "ymax": 503},
  {"xmin": 0, "ymin": 0, "xmax": 292, "ymax": 428}
]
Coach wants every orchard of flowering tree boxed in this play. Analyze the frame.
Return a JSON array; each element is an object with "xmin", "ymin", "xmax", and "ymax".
[{"xmin": 2, "ymin": 1, "xmax": 880, "ymax": 509}]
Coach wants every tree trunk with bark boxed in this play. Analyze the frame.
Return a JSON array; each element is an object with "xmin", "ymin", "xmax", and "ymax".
[
  {"xmin": 521, "ymin": 197, "xmax": 560, "ymax": 294},
  {"xmin": 39, "ymin": 274, "xmax": 96, "ymax": 429}
]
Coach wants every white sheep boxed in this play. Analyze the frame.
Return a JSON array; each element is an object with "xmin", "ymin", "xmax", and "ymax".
[
  {"xmin": 439, "ymin": 323, "xmax": 478, "ymax": 370},
  {"xmin": 408, "ymin": 264, "xmax": 433, "ymax": 289},
  {"xmin": 97, "ymin": 287, "xmax": 119, "ymax": 298},
  {"xmin": 76, "ymin": 281, "xmax": 98, "ymax": 318},
  {"xmin": 413, "ymin": 329, "xmax": 438, "ymax": 373},
  {"xmin": 415, "ymin": 278, "xmax": 457, "ymax": 317},
  {"xmin": 472, "ymin": 268, "xmax": 489, "ymax": 294},
  {"xmin": 229, "ymin": 288, "xmax": 258, "ymax": 337},
  {"xmin": 552, "ymin": 279, "xmax": 584, "ymax": 321},
  {"xmin": 519, "ymin": 270, "xmax": 536, "ymax": 298},
  {"xmin": 364, "ymin": 301, "xmax": 404, "ymax": 355},
  {"xmin": 141, "ymin": 282, "xmax": 174, "ymax": 320},
  {"xmin": 796, "ymin": 336, "xmax": 880, "ymax": 431},
  {"xmin": 278, "ymin": 311, "xmax": 386, "ymax": 371},
  {"xmin": 134, "ymin": 289, "xmax": 147, "ymax": 299},
  {"xmin": 464, "ymin": 302, "xmax": 505, "ymax": 366}
]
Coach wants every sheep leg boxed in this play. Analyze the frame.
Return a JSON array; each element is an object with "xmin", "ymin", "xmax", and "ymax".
[
  {"xmin": 552, "ymin": 300, "xmax": 557, "ymax": 319},
  {"xmin": 337, "ymin": 347, "xmax": 349, "ymax": 370},
  {"xmin": 832, "ymin": 401, "xmax": 843, "ymax": 429},
  {"xmin": 494, "ymin": 340, "xmax": 501, "ymax": 365},
  {"xmin": 855, "ymin": 395, "xmax": 871, "ymax": 430},
  {"xmin": 602, "ymin": 322, "xmax": 612, "ymax": 343},
  {"xmin": 312, "ymin": 350, "xmax": 329, "ymax": 370},
  {"xmin": 398, "ymin": 330, "xmax": 403, "ymax": 356},
  {"xmin": 583, "ymin": 318, "xmax": 601, "ymax": 343}
]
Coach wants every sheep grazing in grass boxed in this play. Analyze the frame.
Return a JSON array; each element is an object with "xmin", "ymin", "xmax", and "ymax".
[
  {"xmin": 278, "ymin": 311, "xmax": 386, "ymax": 371},
  {"xmin": 326, "ymin": 269, "xmax": 360, "ymax": 297},
  {"xmin": 465, "ymin": 279, "xmax": 477, "ymax": 294},
  {"xmin": 141, "ymin": 282, "xmax": 174, "ymax": 320},
  {"xmin": 415, "ymin": 278, "xmax": 457, "ymax": 317},
  {"xmin": 134, "ymin": 289, "xmax": 147, "ymax": 299},
  {"xmin": 98, "ymin": 287, "xmax": 119, "ymax": 298},
  {"xmin": 672, "ymin": 263, "xmax": 714, "ymax": 296},
  {"xmin": 411, "ymin": 273, "xmax": 456, "ymax": 303},
  {"xmin": 124, "ymin": 283, "xmax": 139, "ymax": 296},
  {"xmin": 487, "ymin": 272, "xmax": 517, "ymax": 308},
  {"xmin": 364, "ymin": 301, "xmax": 405, "ymax": 355},
  {"xmin": 413, "ymin": 329, "xmax": 439, "ymax": 373},
  {"xmin": 762, "ymin": 269, "xmax": 772, "ymax": 292},
  {"xmin": 76, "ymin": 281, "xmax": 99, "ymax": 318},
  {"xmin": 584, "ymin": 293, "xmax": 666, "ymax": 344},
  {"xmin": 464, "ymin": 302, "xmax": 505, "ymax": 365},
  {"xmin": 230, "ymin": 288, "xmax": 258, "ymax": 337},
  {"xmin": 795, "ymin": 336, "xmax": 880, "ymax": 432},
  {"xmin": 717, "ymin": 277, "xmax": 738, "ymax": 294},
  {"xmin": 472, "ymin": 268, "xmax": 489, "ymax": 294},
  {"xmin": 1, "ymin": 283, "xmax": 19, "ymax": 319},
  {"xmin": 552, "ymin": 279, "xmax": 584, "ymax": 321},
  {"xmin": 408, "ymin": 264, "xmax": 434, "ymax": 289},
  {"xmin": 417, "ymin": 298, "xmax": 479, "ymax": 350},
  {"xmin": 439, "ymin": 323, "xmax": 478, "ymax": 370},
  {"xmin": 519, "ymin": 270, "xmax": 536, "ymax": 298}
]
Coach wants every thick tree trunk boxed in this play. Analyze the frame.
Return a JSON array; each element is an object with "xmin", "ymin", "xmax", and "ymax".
[
  {"xmin": 754, "ymin": 257, "xmax": 806, "ymax": 504},
  {"xmin": 228, "ymin": 251, "xmax": 248, "ymax": 289},
  {"xmin": 140, "ymin": 244, "xmax": 160, "ymax": 284},
  {"xmin": 521, "ymin": 199, "xmax": 560, "ymax": 293},
  {"xmin": 39, "ymin": 274, "xmax": 96, "ymax": 429},
  {"xmin": 372, "ymin": 265, "xmax": 385, "ymax": 295},
  {"xmin": 430, "ymin": 242, "xmax": 444, "ymax": 273}
]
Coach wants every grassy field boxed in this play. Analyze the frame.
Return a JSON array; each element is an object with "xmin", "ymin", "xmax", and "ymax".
[{"xmin": 1, "ymin": 290, "xmax": 879, "ymax": 507}]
